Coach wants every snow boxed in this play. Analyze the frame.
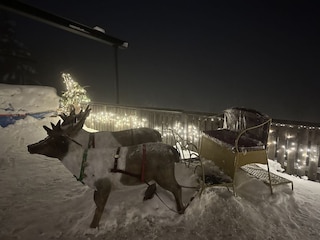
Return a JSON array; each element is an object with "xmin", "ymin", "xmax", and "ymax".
[
  {"xmin": 0, "ymin": 83, "xmax": 60, "ymax": 114},
  {"xmin": 1, "ymin": 84, "xmax": 320, "ymax": 240}
]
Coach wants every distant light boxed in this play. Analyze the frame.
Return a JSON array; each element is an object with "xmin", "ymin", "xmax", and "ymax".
[
  {"xmin": 286, "ymin": 134, "xmax": 294, "ymax": 139},
  {"xmin": 122, "ymin": 42, "xmax": 129, "ymax": 48}
]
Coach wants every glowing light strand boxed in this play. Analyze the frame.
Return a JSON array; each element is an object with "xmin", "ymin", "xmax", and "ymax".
[{"xmin": 58, "ymin": 73, "xmax": 91, "ymax": 114}]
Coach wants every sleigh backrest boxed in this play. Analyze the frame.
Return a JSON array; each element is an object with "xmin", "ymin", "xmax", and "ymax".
[
  {"xmin": 202, "ymin": 107, "xmax": 271, "ymax": 151},
  {"xmin": 222, "ymin": 107, "xmax": 270, "ymax": 146}
]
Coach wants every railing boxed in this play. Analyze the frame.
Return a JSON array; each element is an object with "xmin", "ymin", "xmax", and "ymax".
[
  {"xmin": 84, "ymin": 102, "xmax": 222, "ymax": 149},
  {"xmin": 267, "ymin": 120, "xmax": 320, "ymax": 181}
]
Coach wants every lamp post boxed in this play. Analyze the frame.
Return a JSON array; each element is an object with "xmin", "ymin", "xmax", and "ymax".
[{"xmin": 114, "ymin": 46, "xmax": 120, "ymax": 104}]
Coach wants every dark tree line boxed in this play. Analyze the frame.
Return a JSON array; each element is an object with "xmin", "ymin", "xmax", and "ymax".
[{"xmin": 0, "ymin": 12, "xmax": 40, "ymax": 85}]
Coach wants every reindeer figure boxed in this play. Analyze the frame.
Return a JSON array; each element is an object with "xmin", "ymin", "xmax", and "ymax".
[{"xmin": 27, "ymin": 106, "xmax": 185, "ymax": 228}]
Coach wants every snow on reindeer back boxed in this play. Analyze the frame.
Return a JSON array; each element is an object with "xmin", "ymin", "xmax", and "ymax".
[{"xmin": 0, "ymin": 84, "xmax": 60, "ymax": 114}]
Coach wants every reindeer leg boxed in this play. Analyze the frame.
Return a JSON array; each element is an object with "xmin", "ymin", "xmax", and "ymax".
[
  {"xmin": 155, "ymin": 177, "xmax": 185, "ymax": 214},
  {"xmin": 170, "ymin": 184, "xmax": 185, "ymax": 214},
  {"xmin": 90, "ymin": 178, "xmax": 111, "ymax": 228}
]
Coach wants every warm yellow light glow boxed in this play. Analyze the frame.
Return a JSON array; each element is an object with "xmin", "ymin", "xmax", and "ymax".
[
  {"xmin": 86, "ymin": 111, "xmax": 201, "ymax": 146},
  {"xmin": 286, "ymin": 134, "xmax": 294, "ymax": 139},
  {"xmin": 59, "ymin": 73, "xmax": 91, "ymax": 114}
]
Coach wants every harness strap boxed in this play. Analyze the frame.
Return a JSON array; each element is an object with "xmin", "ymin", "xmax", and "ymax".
[
  {"xmin": 111, "ymin": 146, "xmax": 121, "ymax": 173},
  {"xmin": 110, "ymin": 144, "xmax": 147, "ymax": 182},
  {"xmin": 74, "ymin": 133, "xmax": 95, "ymax": 184},
  {"xmin": 88, "ymin": 132, "xmax": 95, "ymax": 148},
  {"xmin": 141, "ymin": 144, "xmax": 146, "ymax": 182}
]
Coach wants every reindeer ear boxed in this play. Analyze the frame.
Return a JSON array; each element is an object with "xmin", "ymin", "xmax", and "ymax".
[{"xmin": 43, "ymin": 125, "xmax": 52, "ymax": 135}]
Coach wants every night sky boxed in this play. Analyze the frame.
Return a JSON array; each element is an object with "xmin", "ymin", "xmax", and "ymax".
[{"xmin": 1, "ymin": 1, "xmax": 320, "ymax": 122}]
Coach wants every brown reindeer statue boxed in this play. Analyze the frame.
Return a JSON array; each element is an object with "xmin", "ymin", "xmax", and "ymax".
[{"xmin": 27, "ymin": 106, "xmax": 185, "ymax": 228}]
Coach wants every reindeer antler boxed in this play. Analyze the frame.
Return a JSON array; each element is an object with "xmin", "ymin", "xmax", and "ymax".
[
  {"xmin": 64, "ymin": 105, "xmax": 91, "ymax": 136},
  {"xmin": 44, "ymin": 105, "xmax": 91, "ymax": 137},
  {"xmin": 59, "ymin": 105, "xmax": 91, "ymax": 126},
  {"xmin": 43, "ymin": 120, "xmax": 63, "ymax": 136},
  {"xmin": 59, "ymin": 105, "xmax": 77, "ymax": 126}
]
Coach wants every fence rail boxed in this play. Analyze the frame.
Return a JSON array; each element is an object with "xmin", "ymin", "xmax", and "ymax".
[{"xmin": 84, "ymin": 102, "xmax": 223, "ymax": 148}]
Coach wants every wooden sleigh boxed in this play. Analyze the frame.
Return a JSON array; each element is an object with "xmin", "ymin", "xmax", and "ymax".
[{"xmin": 199, "ymin": 107, "xmax": 293, "ymax": 195}]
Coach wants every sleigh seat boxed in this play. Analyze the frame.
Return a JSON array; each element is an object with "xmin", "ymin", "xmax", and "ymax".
[{"xmin": 199, "ymin": 107, "xmax": 274, "ymax": 195}]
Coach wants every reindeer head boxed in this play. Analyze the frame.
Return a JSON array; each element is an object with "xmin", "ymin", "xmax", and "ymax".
[{"xmin": 27, "ymin": 106, "xmax": 91, "ymax": 159}]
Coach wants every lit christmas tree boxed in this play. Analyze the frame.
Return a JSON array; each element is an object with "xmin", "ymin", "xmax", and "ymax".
[{"xmin": 58, "ymin": 73, "xmax": 91, "ymax": 114}]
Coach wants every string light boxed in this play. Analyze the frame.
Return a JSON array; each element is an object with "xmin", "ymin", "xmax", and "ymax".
[
  {"xmin": 58, "ymin": 73, "xmax": 91, "ymax": 114},
  {"xmin": 56, "ymin": 73, "xmax": 200, "ymax": 144}
]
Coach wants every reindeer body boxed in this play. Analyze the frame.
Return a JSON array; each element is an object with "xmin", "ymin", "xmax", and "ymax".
[
  {"xmin": 27, "ymin": 107, "xmax": 184, "ymax": 228},
  {"xmin": 60, "ymin": 133, "xmax": 127, "ymax": 189},
  {"xmin": 61, "ymin": 133, "xmax": 180, "ymax": 190},
  {"xmin": 69, "ymin": 127, "xmax": 162, "ymax": 148}
]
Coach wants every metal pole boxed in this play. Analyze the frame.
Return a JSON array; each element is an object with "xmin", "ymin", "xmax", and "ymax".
[{"xmin": 114, "ymin": 46, "xmax": 120, "ymax": 104}]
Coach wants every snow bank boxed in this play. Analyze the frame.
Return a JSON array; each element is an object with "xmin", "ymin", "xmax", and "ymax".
[{"xmin": 0, "ymin": 83, "xmax": 60, "ymax": 114}]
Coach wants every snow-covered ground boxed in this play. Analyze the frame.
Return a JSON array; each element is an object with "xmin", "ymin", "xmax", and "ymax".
[
  {"xmin": 1, "ymin": 84, "xmax": 320, "ymax": 240},
  {"xmin": 0, "ymin": 83, "xmax": 59, "ymax": 115}
]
